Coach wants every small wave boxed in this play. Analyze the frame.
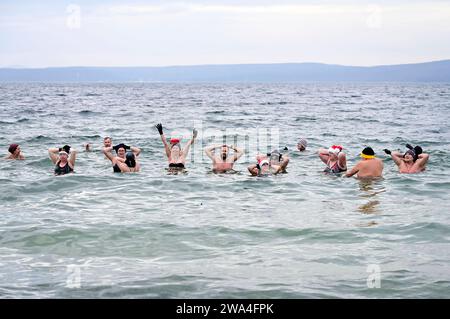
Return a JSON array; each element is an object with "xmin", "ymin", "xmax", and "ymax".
[
  {"xmin": 55, "ymin": 93, "xmax": 66, "ymax": 97},
  {"xmin": 78, "ymin": 110, "xmax": 100, "ymax": 115},
  {"xmin": 295, "ymin": 116, "xmax": 316, "ymax": 122},
  {"xmin": 322, "ymin": 132, "xmax": 337, "ymax": 137},
  {"xmin": 206, "ymin": 110, "xmax": 225, "ymax": 114},
  {"xmin": 259, "ymin": 101, "xmax": 289, "ymax": 105},
  {"xmin": 85, "ymin": 93, "xmax": 102, "ymax": 97},
  {"xmin": 392, "ymin": 222, "xmax": 450, "ymax": 243},
  {"xmin": 0, "ymin": 118, "xmax": 30, "ymax": 124},
  {"xmin": 360, "ymin": 118, "xmax": 380, "ymax": 123},
  {"xmin": 80, "ymin": 134, "xmax": 101, "ymax": 139},
  {"xmin": 25, "ymin": 157, "xmax": 52, "ymax": 168},
  {"xmin": 28, "ymin": 135, "xmax": 51, "ymax": 143}
]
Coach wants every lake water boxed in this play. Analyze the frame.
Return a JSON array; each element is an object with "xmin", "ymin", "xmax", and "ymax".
[{"xmin": 0, "ymin": 83, "xmax": 449, "ymax": 298}]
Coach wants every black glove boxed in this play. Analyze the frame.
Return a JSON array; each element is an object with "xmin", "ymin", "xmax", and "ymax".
[
  {"xmin": 405, "ymin": 143, "xmax": 413, "ymax": 150},
  {"xmin": 156, "ymin": 123, "xmax": 163, "ymax": 135},
  {"xmin": 383, "ymin": 149, "xmax": 391, "ymax": 155}
]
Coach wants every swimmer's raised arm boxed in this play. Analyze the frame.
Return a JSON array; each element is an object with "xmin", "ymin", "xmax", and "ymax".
[
  {"xmin": 183, "ymin": 128, "xmax": 197, "ymax": 155},
  {"xmin": 130, "ymin": 146, "xmax": 141, "ymax": 156},
  {"xmin": 204, "ymin": 144, "xmax": 218, "ymax": 161},
  {"xmin": 48, "ymin": 148, "xmax": 59, "ymax": 164},
  {"xmin": 115, "ymin": 156, "xmax": 126, "ymax": 163},
  {"xmin": 415, "ymin": 153, "xmax": 429, "ymax": 168},
  {"xmin": 103, "ymin": 146, "xmax": 115, "ymax": 162},
  {"xmin": 232, "ymin": 145, "xmax": 244, "ymax": 162},
  {"xmin": 68, "ymin": 149, "xmax": 77, "ymax": 167},
  {"xmin": 156, "ymin": 123, "xmax": 170, "ymax": 158},
  {"xmin": 338, "ymin": 152, "xmax": 347, "ymax": 169},
  {"xmin": 248, "ymin": 164, "xmax": 259, "ymax": 176},
  {"xmin": 318, "ymin": 148, "xmax": 330, "ymax": 164},
  {"xmin": 279, "ymin": 154, "xmax": 290, "ymax": 171},
  {"xmin": 390, "ymin": 151, "xmax": 403, "ymax": 167}
]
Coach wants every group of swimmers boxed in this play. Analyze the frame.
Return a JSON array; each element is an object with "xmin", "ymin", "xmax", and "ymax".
[{"xmin": 3, "ymin": 124, "xmax": 429, "ymax": 177}]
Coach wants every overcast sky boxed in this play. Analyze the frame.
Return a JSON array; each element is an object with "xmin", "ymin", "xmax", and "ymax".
[{"xmin": 1, "ymin": 0, "xmax": 449, "ymax": 67}]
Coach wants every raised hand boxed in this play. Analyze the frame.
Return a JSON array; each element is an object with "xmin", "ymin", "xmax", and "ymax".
[
  {"xmin": 156, "ymin": 123, "xmax": 163, "ymax": 135},
  {"xmin": 383, "ymin": 149, "xmax": 391, "ymax": 155}
]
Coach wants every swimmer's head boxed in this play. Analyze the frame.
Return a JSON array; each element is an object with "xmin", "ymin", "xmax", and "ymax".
[
  {"xmin": 258, "ymin": 159, "xmax": 270, "ymax": 175},
  {"xmin": 328, "ymin": 145, "xmax": 343, "ymax": 159},
  {"xmin": 8, "ymin": 144, "xmax": 19, "ymax": 155},
  {"xmin": 125, "ymin": 151, "xmax": 136, "ymax": 168},
  {"xmin": 259, "ymin": 159, "xmax": 270, "ymax": 167},
  {"xmin": 170, "ymin": 142, "xmax": 182, "ymax": 160},
  {"xmin": 403, "ymin": 149, "xmax": 415, "ymax": 163},
  {"xmin": 114, "ymin": 144, "xmax": 127, "ymax": 157},
  {"xmin": 360, "ymin": 147, "xmax": 375, "ymax": 159},
  {"xmin": 221, "ymin": 145, "xmax": 229, "ymax": 160},
  {"xmin": 269, "ymin": 150, "xmax": 282, "ymax": 165},
  {"xmin": 103, "ymin": 136, "xmax": 112, "ymax": 148},
  {"xmin": 58, "ymin": 151, "xmax": 69, "ymax": 161},
  {"xmin": 297, "ymin": 138, "xmax": 307, "ymax": 151}
]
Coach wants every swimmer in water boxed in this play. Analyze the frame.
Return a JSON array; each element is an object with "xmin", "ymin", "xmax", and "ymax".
[
  {"xmin": 156, "ymin": 123, "xmax": 197, "ymax": 172},
  {"xmin": 204, "ymin": 144, "xmax": 244, "ymax": 173},
  {"xmin": 48, "ymin": 145, "xmax": 77, "ymax": 175},
  {"xmin": 297, "ymin": 138, "xmax": 308, "ymax": 152},
  {"xmin": 103, "ymin": 136, "xmax": 112, "ymax": 150},
  {"xmin": 318, "ymin": 145, "xmax": 347, "ymax": 173},
  {"xmin": 103, "ymin": 143, "xmax": 141, "ymax": 173},
  {"xmin": 247, "ymin": 153, "xmax": 289, "ymax": 176},
  {"xmin": 384, "ymin": 144, "xmax": 429, "ymax": 174},
  {"xmin": 4, "ymin": 144, "xmax": 25, "ymax": 160},
  {"xmin": 268, "ymin": 148, "xmax": 290, "ymax": 173},
  {"xmin": 346, "ymin": 147, "xmax": 383, "ymax": 178},
  {"xmin": 83, "ymin": 136, "xmax": 114, "ymax": 153}
]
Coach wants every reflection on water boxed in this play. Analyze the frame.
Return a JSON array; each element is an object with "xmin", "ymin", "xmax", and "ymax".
[
  {"xmin": 357, "ymin": 179, "xmax": 385, "ymax": 216},
  {"xmin": 358, "ymin": 200, "xmax": 380, "ymax": 214},
  {"xmin": 355, "ymin": 220, "xmax": 378, "ymax": 227}
]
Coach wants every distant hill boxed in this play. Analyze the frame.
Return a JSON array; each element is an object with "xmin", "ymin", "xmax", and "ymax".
[{"xmin": 0, "ymin": 60, "xmax": 449, "ymax": 82}]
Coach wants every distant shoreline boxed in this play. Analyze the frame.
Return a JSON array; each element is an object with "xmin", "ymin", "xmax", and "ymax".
[
  {"xmin": 1, "ymin": 81, "xmax": 449, "ymax": 84},
  {"xmin": 1, "ymin": 60, "xmax": 449, "ymax": 82}
]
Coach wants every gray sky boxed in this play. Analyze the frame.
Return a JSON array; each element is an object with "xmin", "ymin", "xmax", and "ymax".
[{"xmin": 1, "ymin": 0, "xmax": 449, "ymax": 67}]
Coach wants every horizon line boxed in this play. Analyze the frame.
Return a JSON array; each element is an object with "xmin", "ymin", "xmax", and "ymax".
[{"xmin": 2, "ymin": 59, "xmax": 450, "ymax": 70}]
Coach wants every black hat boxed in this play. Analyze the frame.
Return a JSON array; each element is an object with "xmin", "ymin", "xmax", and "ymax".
[{"xmin": 360, "ymin": 147, "xmax": 375, "ymax": 158}]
